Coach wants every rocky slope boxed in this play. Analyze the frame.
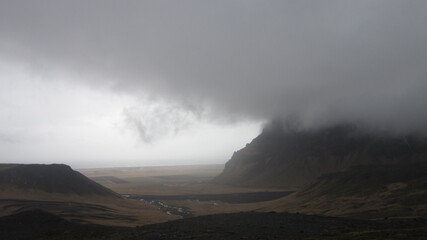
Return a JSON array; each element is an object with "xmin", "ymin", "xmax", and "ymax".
[
  {"xmin": 266, "ymin": 162, "xmax": 427, "ymax": 219},
  {"xmin": 214, "ymin": 123, "xmax": 427, "ymax": 188}
]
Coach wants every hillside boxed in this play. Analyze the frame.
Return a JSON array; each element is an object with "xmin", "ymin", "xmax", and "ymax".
[
  {"xmin": 265, "ymin": 162, "xmax": 427, "ymax": 219},
  {"xmin": 214, "ymin": 123, "xmax": 427, "ymax": 188},
  {"xmin": 0, "ymin": 164, "xmax": 177, "ymax": 226},
  {"xmin": 0, "ymin": 164, "xmax": 120, "ymax": 197}
]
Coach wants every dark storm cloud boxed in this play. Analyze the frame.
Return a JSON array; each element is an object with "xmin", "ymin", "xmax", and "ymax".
[{"xmin": 1, "ymin": 0, "xmax": 427, "ymax": 134}]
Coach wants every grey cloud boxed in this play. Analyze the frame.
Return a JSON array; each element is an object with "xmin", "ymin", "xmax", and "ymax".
[
  {"xmin": 0, "ymin": 132, "xmax": 20, "ymax": 144},
  {"xmin": 1, "ymin": 0, "xmax": 427, "ymax": 134},
  {"xmin": 122, "ymin": 103, "xmax": 202, "ymax": 142}
]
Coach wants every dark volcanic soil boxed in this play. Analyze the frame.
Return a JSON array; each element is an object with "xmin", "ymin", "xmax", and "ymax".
[
  {"xmin": 1, "ymin": 210, "xmax": 426, "ymax": 240},
  {"xmin": 0, "ymin": 199, "xmax": 137, "ymax": 224}
]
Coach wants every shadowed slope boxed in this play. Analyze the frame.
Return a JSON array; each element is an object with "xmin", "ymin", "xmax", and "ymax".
[
  {"xmin": 215, "ymin": 123, "xmax": 427, "ymax": 188},
  {"xmin": 0, "ymin": 164, "xmax": 177, "ymax": 226},
  {"xmin": 266, "ymin": 162, "xmax": 427, "ymax": 219},
  {"xmin": 0, "ymin": 164, "xmax": 120, "ymax": 198}
]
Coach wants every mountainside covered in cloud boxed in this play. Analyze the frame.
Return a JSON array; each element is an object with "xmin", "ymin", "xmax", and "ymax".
[
  {"xmin": 1, "ymin": 0, "xmax": 427, "ymax": 140},
  {"xmin": 215, "ymin": 123, "xmax": 427, "ymax": 188}
]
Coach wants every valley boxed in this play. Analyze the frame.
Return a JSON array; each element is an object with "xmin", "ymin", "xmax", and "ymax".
[
  {"xmin": 80, "ymin": 164, "xmax": 293, "ymax": 218},
  {"xmin": 1, "ymin": 125, "xmax": 427, "ymax": 239},
  {"xmin": 2, "ymin": 1, "xmax": 427, "ymax": 239}
]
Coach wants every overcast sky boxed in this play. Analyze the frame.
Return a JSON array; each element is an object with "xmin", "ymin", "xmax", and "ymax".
[{"xmin": 1, "ymin": 1, "xmax": 427, "ymax": 168}]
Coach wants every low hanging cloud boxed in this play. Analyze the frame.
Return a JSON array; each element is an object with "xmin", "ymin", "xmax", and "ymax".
[
  {"xmin": 122, "ymin": 101, "xmax": 203, "ymax": 142},
  {"xmin": 1, "ymin": 0, "xmax": 427, "ymax": 135}
]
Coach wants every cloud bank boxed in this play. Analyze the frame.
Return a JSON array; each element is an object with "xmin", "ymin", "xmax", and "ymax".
[{"xmin": 1, "ymin": 0, "xmax": 427, "ymax": 135}]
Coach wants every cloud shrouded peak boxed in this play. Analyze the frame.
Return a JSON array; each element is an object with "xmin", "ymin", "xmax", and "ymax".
[{"xmin": 1, "ymin": 0, "xmax": 427, "ymax": 135}]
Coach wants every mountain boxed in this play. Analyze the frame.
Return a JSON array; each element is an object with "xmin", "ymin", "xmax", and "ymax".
[
  {"xmin": 265, "ymin": 162, "xmax": 427, "ymax": 219},
  {"xmin": 0, "ymin": 164, "xmax": 177, "ymax": 226},
  {"xmin": 214, "ymin": 123, "xmax": 427, "ymax": 188},
  {"xmin": 0, "ymin": 164, "xmax": 120, "ymax": 197}
]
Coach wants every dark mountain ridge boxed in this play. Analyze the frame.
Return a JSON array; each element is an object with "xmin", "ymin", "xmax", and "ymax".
[
  {"xmin": 0, "ymin": 164, "xmax": 120, "ymax": 198},
  {"xmin": 215, "ymin": 123, "xmax": 427, "ymax": 188}
]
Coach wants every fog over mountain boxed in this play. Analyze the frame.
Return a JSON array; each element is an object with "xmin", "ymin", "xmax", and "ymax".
[
  {"xmin": 2, "ymin": 0, "xmax": 426, "ymax": 133},
  {"xmin": 1, "ymin": 1, "xmax": 427, "ymax": 166}
]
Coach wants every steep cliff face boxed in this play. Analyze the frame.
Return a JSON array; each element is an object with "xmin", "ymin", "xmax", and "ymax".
[{"xmin": 214, "ymin": 123, "xmax": 427, "ymax": 188}]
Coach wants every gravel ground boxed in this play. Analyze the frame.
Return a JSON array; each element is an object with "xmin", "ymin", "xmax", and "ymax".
[{"xmin": 1, "ymin": 210, "xmax": 427, "ymax": 240}]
